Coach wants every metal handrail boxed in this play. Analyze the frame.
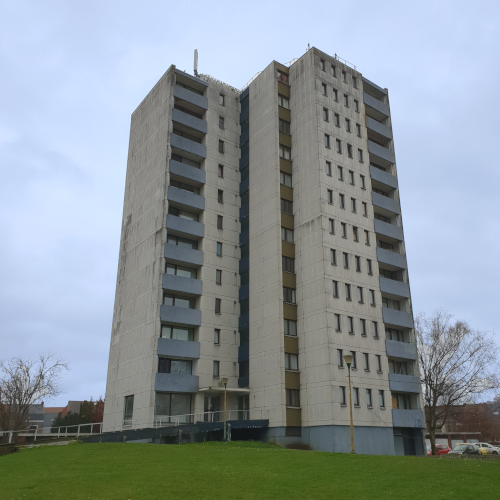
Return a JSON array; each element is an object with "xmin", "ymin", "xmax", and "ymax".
[
  {"xmin": 0, "ymin": 422, "xmax": 103, "ymax": 443},
  {"xmin": 154, "ymin": 409, "xmax": 268, "ymax": 428}
]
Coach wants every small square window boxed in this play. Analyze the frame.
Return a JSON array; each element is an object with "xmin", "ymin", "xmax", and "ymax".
[
  {"xmin": 323, "ymin": 107, "xmax": 329, "ymax": 121},
  {"xmin": 215, "ymin": 298, "xmax": 221, "ymax": 314},
  {"xmin": 326, "ymin": 161, "xmax": 332, "ymax": 176},
  {"xmin": 339, "ymin": 194, "xmax": 345, "ymax": 209},
  {"xmin": 332, "ymin": 280, "xmax": 339, "ymax": 298},
  {"xmin": 218, "ymin": 189, "xmax": 223, "ymax": 203},
  {"xmin": 329, "ymin": 218, "xmax": 335, "ymax": 234},
  {"xmin": 372, "ymin": 321, "xmax": 379, "ymax": 338},
  {"xmin": 219, "ymin": 94, "xmax": 225, "ymax": 106},
  {"xmin": 352, "ymin": 76, "xmax": 358, "ymax": 89},
  {"xmin": 356, "ymin": 124, "xmax": 362, "ymax": 137},
  {"xmin": 337, "ymin": 349, "xmax": 344, "ymax": 367},
  {"xmin": 360, "ymin": 175, "xmax": 366, "ymax": 189},
  {"xmin": 354, "ymin": 99, "xmax": 359, "ymax": 112},
  {"xmin": 358, "ymin": 149, "xmax": 363, "ymax": 163},
  {"xmin": 369, "ymin": 290, "xmax": 376, "ymax": 306},
  {"xmin": 331, "ymin": 65, "xmax": 337, "ymax": 78},
  {"xmin": 340, "ymin": 386, "xmax": 346, "ymax": 406},
  {"xmin": 348, "ymin": 315, "xmax": 354, "ymax": 333},
  {"xmin": 366, "ymin": 388, "xmax": 372, "ymax": 407},
  {"xmin": 335, "ymin": 313, "xmax": 341, "ymax": 332},
  {"xmin": 327, "ymin": 189, "xmax": 333, "ymax": 205},
  {"xmin": 345, "ymin": 118, "xmax": 351, "ymax": 132},
  {"xmin": 321, "ymin": 83, "xmax": 327, "ymax": 96},
  {"xmin": 344, "ymin": 94, "xmax": 349, "ymax": 107},
  {"xmin": 355, "ymin": 256, "xmax": 361, "ymax": 273},
  {"xmin": 219, "ymin": 116, "xmax": 225, "ymax": 129},
  {"xmin": 218, "ymin": 164, "xmax": 224, "ymax": 178},
  {"xmin": 331, "ymin": 249, "xmax": 337, "ymax": 265},
  {"xmin": 347, "ymin": 144, "xmax": 353, "ymax": 158},
  {"xmin": 284, "ymin": 319, "xmax": 297, "ymax": 336},
  {"xmin": 213, "ymin": 360, "xmax": 220, "ymax": 377},
  {"xmin": 334, "ymin": 113, "xmax": 340, "ymax": 127},
  {"xmin": 353, "ymin": 387, "xmax": 360, "ymax": 406},
  {"xmin": 214, "ymin": 329, "xmax": 220, "ymax": 345},
  {"xmin": 216, "ymin": 242, "xmax": 222, "ymax": 256},
  {"xmin": 349, "ymin": 170, "xmax": 355, "ymax": 185},
  {"xmin": 367, "ymin": 259, "xmax": 373, "ymax": 275},
  {"xmin": 364, "ymin": 230, "xmax": 370, "ymax": 245},
  {"xmin": 217, "ymin": 215, "xmax": 223, "ymax": 230},
  {"xmin": 337, "ymin": 166, "xmax": 344, "ymax": 181},
  {"xmin": 343, "ymin": 252, "xmax": 349, "ymax": 269},
  {"xmin": 216, "ymin": 269, "xmax": 222, "ymax": 285},
  {"xmin": 332, "ymin": 89, "xmax": 338, "ymax": 101},
  {"xmin": 351, "ymin": 198, "xmax": 356, "ymax": 213},
  {"xmin": 342, "ymin": 70, "xmax": 347, "ymax": 83},
  {"xmin": 341, "ymin": 222, "xmax": 347, "ymax": 238},
  {"xmin": 336, "ymin": 139, "xmax": 342, "ymax": 154},
  {"xmin": 360, "ymin": 319, "xmax": 366, "ymax": 336},
  {"xmin": 218, "ymin": 140, "xmax": 224, "ymax": 153},
  {"xmin": 320, "ymin": 59, "xmax": 325, "ymax": 71},
  {"xmin": 362, "ymin": 202, "xmax": 368, "ymax": 217},
  {"xmin": 285, "ymin": 353, "xmax": 299, "ymax": 371},
  {"xmin": 324, "ymin": 134, "xmax": 331, "ymax": 148},
  {"xmin": 353, "ymin": 226, "xmax": 359, "ymax": 242}
]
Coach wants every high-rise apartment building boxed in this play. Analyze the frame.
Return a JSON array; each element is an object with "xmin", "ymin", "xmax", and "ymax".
[{"xmin": 103, "ymin": 47, "xmax": 425, "ymax": 455}]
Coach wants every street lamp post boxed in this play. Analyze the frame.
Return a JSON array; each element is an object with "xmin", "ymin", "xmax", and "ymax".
[
  {"xmin": 343, "ymin": 353, "xmax": 355, "ymax": 454},
  {"xmin": 221, "ymin": 377, "xmax": 229, "ymax": 441}
]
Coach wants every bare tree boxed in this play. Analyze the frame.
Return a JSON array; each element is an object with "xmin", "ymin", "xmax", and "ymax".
[
  {"xmin": 0, "ymin": 352, "xmax": 70, "ymax": 432},
  {"xmin": 415, "ymin": 310, "xmax": 499, "ymax": 455}
]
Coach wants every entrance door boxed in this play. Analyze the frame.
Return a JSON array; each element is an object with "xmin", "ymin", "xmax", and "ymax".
[
  {"xmin": 204, "ymin": 396, "xmax": 220, "ymax": 422},
  {"xmin": 238, "ymin": 395, "xmax": 249, "ymax": 420}
]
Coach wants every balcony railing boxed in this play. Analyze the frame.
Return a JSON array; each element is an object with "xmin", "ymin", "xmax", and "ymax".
[{"xmin": 154, "ymin": 409, "xmax": 269, "ymax": 428}]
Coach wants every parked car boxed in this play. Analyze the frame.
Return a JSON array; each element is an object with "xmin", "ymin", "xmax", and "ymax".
[
  {"xmin": 476, "ymin": 442, "xmax": 500, "ymax": 455},
  {"xmin": 448, "ymin": 443, "xmax": 485, "ymax": 456},
  {"xmin": 426, "ymin": 444, "xmax": 452, "ymax": 456}
]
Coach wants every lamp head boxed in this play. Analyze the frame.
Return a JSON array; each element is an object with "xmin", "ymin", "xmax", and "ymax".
[
  {"xmin": 221, "ymin": 377, "xmax": 229, "ymax": 385},
  {"xmin": 343, "ymin": 353, "xmax": 353, "ymax": 368}
]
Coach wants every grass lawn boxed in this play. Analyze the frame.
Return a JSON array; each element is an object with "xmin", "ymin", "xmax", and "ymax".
[{"xmin": 0, "ymin": 441, "xmax": 498, "ymax": 500}]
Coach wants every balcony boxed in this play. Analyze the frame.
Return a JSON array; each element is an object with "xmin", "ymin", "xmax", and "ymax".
[
  {"xmin": 169, "ymin": 159, "xmax": 205, "ymax": 187},
  {"xmin": 164, "ymin": 243, "xmax": 203, "ymax": 267},
  {"xmin": 368, "ymin": 140, "xmax": 395, "ymax": 164},
  {"xmin": 363, "ymin": 92, "xmax": 390, "ymax": 117},
  {"xmin": 376, "ymin": 247, "xmax": 407, "ymax": 270},
  {"xmin": 372, "ymin": 192, "xmax": 400, "ymax": 215},
  {"xmin": 155, "ymin": 372, "xmax": 199, "ymax": 393},
  {"xmin": 166, "ymin": 214, "xmax": 204, "ymax": 239},
  {"xmin": 162, "ymin": 273, "xmax": 202, "ymax": 296},
  {"xmin": 374, "ymin": 219, "xmax": 404, "ymax": 241},
  {"xmin": 379, "ymin": 277, "xmax": 410, "ymax": 299},
  {"xmin": 383, "ymin": 308, "xmax": 414, "ymax": 329},
  {"xmin": 173, "ymin": 85, "xmax": 208, "ymax": 110},
  {"xmin": 157, "ymin": 338, "xmax": 200, "ymax": 359},
  {"xmin": 386, "ymin": 339, "xmax": 417, "ymax": 361},
  {"xmin": 170, "ymin": 134, "xmax": 206, "ymax": 159},
  {"xmin": 366, "ymin": 116, "xmax": 392, "ymax": 140},
  {"xmin": 168, "ymin": 186, "xmax": 205, "ymax": 212},
  {"xmin": 172, "ymin": 107, "xmax": 207, "ymax": 135},
  {"xmin": 392, "ymin": 409, "xmax": 425, "ymax": 428},
  {"xmin": 389, "ymin": 373, "xmax": 421, "ymax": 393},
  {"xmin": 160, "ymin": 305, "xmax": 201, "ymax": 326},
  {"xmin": 370, "ymin": 165, "xmax": 398, "ymax": 190}
]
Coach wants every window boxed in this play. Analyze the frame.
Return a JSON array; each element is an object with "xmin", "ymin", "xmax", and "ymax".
[
  {"xmin": 216, "ymin": 241, "xmax": 222, "ymax": 256},
  {"xmin": 376, "ymin": 355, "xmax": 382, "ymax": 372},
  {"xmin": 345, "ymin": 283, "xmax": 352, "ymax": 301},
  {"xmin": 329, "ymin": 219, "xmax": 335, "ymax": 234},
  {"xmin": 172, "ymin": 153, "xmax": 201, "ymax": 169},
  {"xmin": 342, "ymin": 70, "xmax": 347, "ymax": 82},
  {"xmin": 345, "ymin": 118, "xmax": 351, "ymax": 132},
  {"xmin": 124, "ymin": 395, "xmax": 134, "ymax": 425},
  {"xmin": 343, "ymin": 252, "xmax": 349, "ymax": 268},
  {"xmin": 382, "ymin": 297, "xmax": 400, "ymax": 311},
  {"xmin": 331, "ymin": 65, "xmax": 337, "ymax": 77},
  {"xmin": 347, "ymin": 144, "xmax": 353, "ymax": 158},
  {"xmin": 215, "ymin": 298, "xmax": 221, "ymax": 314},
  {"xmin": 218, "ymin": 164, "xmax": 224, "ymax": 178},
  {"xmin": 167, "ymin": 234, "xmax": 198, "ymax": 250},
  {"xmin": 170, "ymin": 180, "xmax": 200, "ymax": 195},
  {"xmin": 214, "ymin": 329, "xmax": 220, "ymax": 345},
  {"xmin": 334, "ymin": 113, "xmax": 340, "ymax": 126},
  {"xmin": 351, "ymin": 198, "xmax": 356, "ymax": 213},
  {"xmin": 352, "ymin": 76, "xmax": 357, "ymax": 89},
  {"xmin": 335, "ymin": 313, "xmax": 341, "ymax": 332},
  {"xmin": 283, "ymin": 287, "xmax": 296, "ymax": 304},
  {"xmin": 161, "ymin": 325, "xmax": 194, "ymax": 341},
  {"xmin": 349, "ymin": 170, "xmax": 354, "ymax": 185},
  {"xmin": 339, "ymin": 194, "xmax": 345, "ymax": 209},
  {"xmin": 332, "ymin": 280, "xmax": 339, "ymax": 298},
  {"xmin": 327, "ymin": 189, "xmax": 333, "ymax": 205},
  {"xmin": 281, "ymin": 198, "xmax": 293, "ymax": 215},
  {"xmin": 373, "ymin": 187, "xmax": 390, "ymax": 197},
  {"xmin": 282, "ymin": 256, "xmax": 295, "ymax": 273},
  {"xmin": 337, "ymin": 349, "xmax": 344, "ymax": 367},
  {"xmin": 350, "ymin": 351, "xmax": 357, "ymax": 369},
  {"xmin": 323, "ymin": 107, "xmax": 329, "ymax": 121},
  {"xmin": 364, "ymin": 230, "xmax": 370, "ymax": 245},
  {"xmin": 165, "ymin": 264, "xmax": 197, "ymax": 279},
  {"xmin": 353, "ymin": 226, "xmax": 359, "ymax": 242},
  {"xmin": 372, "ymin": 321, "xmax": 379, "ymax": 338},
  {"xmin": 364, "ymin": 353, "xmax": 370, "ymax": 371},
  {"xmin": 158, "ymin": 358, "xmax": 192, "ymax": 375},
  {"xmin": 358, "ymin": 149, "xmax": 363, "ymax": 163},
  {"xmin": 360, "ymin": 175, "xmax": 366, "ymax": 189},
  {"xmin": 337, "ymin": 165, "xmax": 344, "ymax": 181},
  {"xmin": 353, "ymin": 387, "xmax": 360, "ymax": 407},
  {"xmin": 281, "ymin": 227, "xmax": 294, "ymax": 243},
  {"xmin": 216, "ymin": 270, "xmax": 222, "ymax": 285},
  {"xmin": 277, "ymin": 70, "xmax": 288, "ymax": 84},
  {"xmin": 218, "ymin": 189, "xmax": 223, "ymax": 203},
  {"xmin": 330, "ymin": 249, "xmax": 337, "ymax": 265},
  {"xmin": 354, "ymin": 99, "xmax": 359, "ymax": 112},
  {"xmin": 362, "ymin": 202, "xmax": 368, "ymax": 217},
  {"xmin": 217, "ymin": 215, "xmax": 223, "ymax": 229},
  {"xmin": 367, "ymin": 259, "xmax": 373, "ymax": 275},
  {"xmin": 332, "ymin": 89, "xmax": 338, "ymax": 101},
  {"xmin": 163, "ymin": 294, "xmax": 195, "ymax": 309},
  {"xmin": 341, "ymin": 223, "xmax": 347, "ymax": 238},
  {"xmin": 285, "ymin": 353, "xmax": 298, "ymax": 371},
  {"xmin": 344, "ymin": 94, "xmax": 349, "ymax": 107},
  {"xmin": 320, "ymin": 59, "xmax": 325, "ymax": 71},
  {"xmin": 348, "ymin": 316, "xmax": 354, "ymax": 333},
  {"xmin": 360, "ymin": 319, "xmax": 366, "ymax": 336},
  {"xmin": 219, "ymin": 94, "xmax": 225, "ymax": 106},
  {"xmin": 284, "ymin": 319, "xmax": 297, "ymax": 336},
  {"xmin": 375, "ymin": 213, "xmax": 391, "ymax": 223},
  {"xmin": 340, "ymin": 386, "xmax": 347, "ymax": 405},
  {"xmin": 324, "ymin": 134, "xmax": 331, "ymax": 148},
  {"xmin": 278, "ymin": 94, "xmax": 290, "ymax": 109},
  {"xmin": 321, "ymin": 83, "xmax": 327, "ymax": 96},
  {"xmin": 369, "ymin": 290, "xmax": 375, "ymax": 306},
  {"xmin": 219, "ymin": 116, "xmax": 225, "ymax": 129},
  {"xmin": 326, "ymin": 161, "xmax": 332, "ymax": 176},
  {"xmin": 279, "ymin": 119, "xmax": 290, "ymax": 134},
  {"xmin": 386, "ymin": 328, "xmax": 404, "ymax": 342},
  {"xmin": 169, "ymin": 206, "xmax": 199, "ymax": 222},
  {"xmin": 286, "ymin": 389, "xmax": 300, "ymax": 407},
  {"xmin": 219, "ymin": 140, "xmax": 224, "ymax": 153},
  {"xmin": 366, "ymin": 389, "xmax": 373, "ymax": 407},
  {"xmin": 379, "ymin": 390, "xmax": 385, "ymax": 408},
  {"xmin": 356, "ymin": 123, "xmax": 361, "ymax": 137},
  {"xmin": 213, "ymin": 360, "xmax": 220, "ymax": 377},
  {"xmin": 336, "ymin": 139, "xmax": 342, "ymax": 153},
  {"xmin": 357, "ymin": 286, "xmax": 363, "ymax": 303},
  {"xmin": 279, "ymin": 145, "xmax": 291, "ymax": 160},
  {"xmin": 280, "ymin": 171, "xmax": 292, "ymax": 187}
]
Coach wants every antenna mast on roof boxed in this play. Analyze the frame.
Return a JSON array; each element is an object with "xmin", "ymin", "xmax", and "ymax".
[{"xmin": 194, "ymin": 49, "xmax": 199, "ymax": 76}]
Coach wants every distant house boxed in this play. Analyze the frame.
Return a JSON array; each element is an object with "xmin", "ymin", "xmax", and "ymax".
[{"xmin": 37, "ymin": 401, "xmax": 84, "ymax": 433}]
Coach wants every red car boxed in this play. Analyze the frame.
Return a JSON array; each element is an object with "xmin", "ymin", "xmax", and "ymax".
[{"xmin": 427, "ymin": 444, "xmax": 452, "ymax": 455}]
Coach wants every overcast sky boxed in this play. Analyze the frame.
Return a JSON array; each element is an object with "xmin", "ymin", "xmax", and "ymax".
[{"xmin": 1, "ymin": 0, "xmax": 499, "ymax": 407}]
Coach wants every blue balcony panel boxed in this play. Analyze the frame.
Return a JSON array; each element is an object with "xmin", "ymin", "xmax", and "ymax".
[
  {"xmin": 172, "ymin": 108, "xmax": 207, "ymax": 135},
  {"xmin": 164, "ymin": 243, "xmax": 203, "ymax": 267},
  {"xmin": 157, "ymin": 338, "xmax": 200, "ymax": 359},
  {"xmin": 238, "ymin": 343, "xmax": 249, "ymax": 363},
  {"xmin": 170, "ymin": 134, "xmax": 206, "ymax": 159},
  {"xmin": 366, "ymin": 116, "xmax": 392, "ymax": 139},
  {"xmin": 162, "ymin": 273, "xmax": 202, "ymax": 296},
  {"xmin": 374, "ymin": 219, "xmax": 404, "ymax": 241},
  {"xmin": 155, "ymin": 373, "xmax": 199, "ymax": 393},
  {"xmin": 166, "ymin": 214, "xmax": 204, "ymax": 239},
  {"xmin": 392, "ymin": 409, "xmax": 425, "ymax": 429},
  {"xmin": 370, "ymin": 165, "xmax": 398, "ymax": 189},
  {"xmin": 239, "ymin": 256, "xmax": 249, "ymax": 273},
  {"xmin": 239, "ymin": 229, "xmax": 249, "ymax": 246},
  {"xmin": 389, "ymin": 374, "xmax": 421, "ymax": 394},
  {"xmin": 240, "ymin": 204, "xmax": 249, "ymax": 220},
  {"xmin": 239, "ymin": 284, "xmax": 249, "ymax": 301},
  {"xmin": 372, "ymin": 192, "xmax": 400, "ymax": 215},
  {"xmin": 239, "ymin": 313, "xmax": 249, "ymax": 330},
  {"xmin": 379, "ymin": 277, "xmax": 410, "ymax": 299},
  {"xmin": 169, "ymin": 160, "xmax": 206, "ymax": 186},
  {"xmin": 376, "ymin": 247, "xmax": 407, "ymax": 270},
  {"xmin": 385, "ymin": 340, "xmax": 417, "ymax": 361},
  {"xmin": 173, "ymin": 85, "xmax": 208, "ymax": 110},
  {"xmin": 368, "ymin": 140, "xmax": 396, "ymax": 164},
  {"xmin": 240, "ymin": 177, "xmax": 249, "ymax": 195},
  {"xmin": 168, "ymin": 186, "xmax": 205, "ymax": 212},
  {"xmin": 160, "ymin": 305, "xmax": 201, "ymax": 326},
  {"xmin": 383, "ymin": 308, "xmax": 414, "ymax": 329},
  {"xmin": 363, "ymin": 92, "xmax": 390, "ymax": 117}
]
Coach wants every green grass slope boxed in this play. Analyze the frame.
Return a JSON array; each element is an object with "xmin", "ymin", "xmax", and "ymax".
[{"xmin": 0, "ymin": 441, "xmax": 498, "ymax": 500}]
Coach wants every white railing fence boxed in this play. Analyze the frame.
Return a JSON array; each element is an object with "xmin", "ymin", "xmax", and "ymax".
[{"xmin": 0, "ymin": 422, "xmax": 103, "ymax": 444}]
